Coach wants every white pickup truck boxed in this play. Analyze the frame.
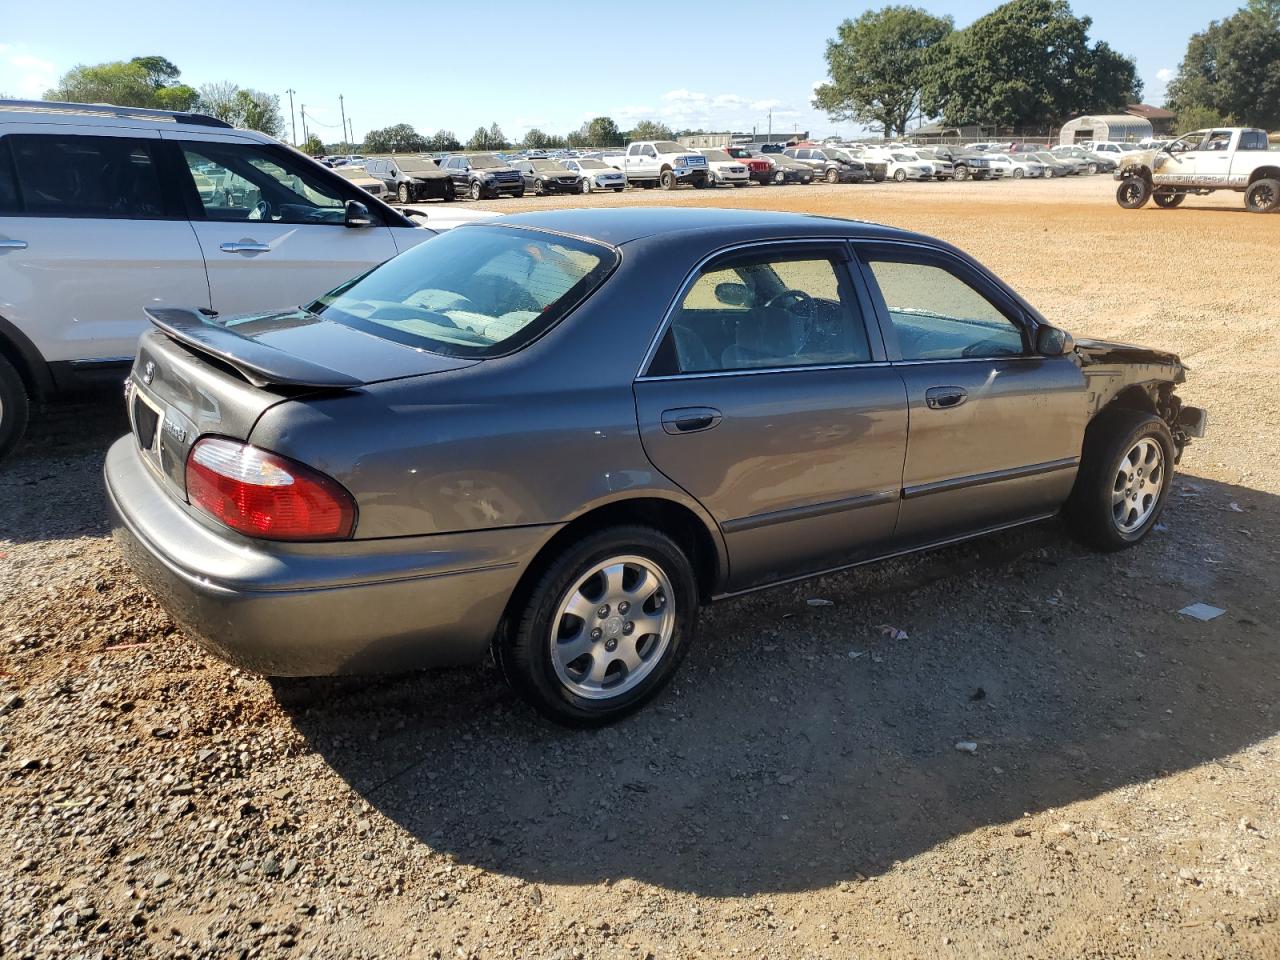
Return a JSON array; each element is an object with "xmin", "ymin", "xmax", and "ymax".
[
  {"xmin": 1115, "ymin": 127, "xmax": 1280, "ymax": 212},
  {"xmin": 610, "ymin": 140, "xmax": 709, "ymax": 190}
]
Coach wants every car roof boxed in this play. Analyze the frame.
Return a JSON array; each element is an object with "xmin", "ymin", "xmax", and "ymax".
[
  {"xmin": 0, "ymin": 99, "xmax": 275, "ymax": 140},
  {"xmin": 483, "ymin": 207, "xmax": 923, "ymax": 247}
]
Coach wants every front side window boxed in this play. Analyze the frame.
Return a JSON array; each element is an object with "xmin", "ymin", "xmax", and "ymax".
[
  {"xmin": 310, "ymin": 226, "xmax": 617, "ymax": 358},
  {"xmin": 865, "ymin": 257, "xmax": 1024, "ymax": 361},
  {"xmin": 7, "ymin": 134, "xmax": 166, "ymax": 219},
  {"xmin": 653, "ymin": 252, "xmax": 872, "ymax": 375},
  {"xmin": 180, "ymin": 143, "xmax": 354, "ymax": 225}
]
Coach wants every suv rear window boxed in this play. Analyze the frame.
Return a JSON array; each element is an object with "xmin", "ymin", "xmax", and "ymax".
[
  {"xmin": 0, "ymin": 140, "xmax": 19, "ymax": 213},
  {"xmin": 312, "ymin": 225, "xmax": 619, "ymax": 358},
  {"xmin": 6, "ymin": 134, "xmax": 167, "ymax": 218}
]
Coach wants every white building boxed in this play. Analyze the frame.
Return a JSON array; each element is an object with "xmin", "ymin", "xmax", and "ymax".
[{"xmin": 1059, "ymin": 114, "xmax": 1153, "ymax": 146}]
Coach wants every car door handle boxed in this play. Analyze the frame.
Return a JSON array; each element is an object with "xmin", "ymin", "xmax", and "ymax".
[
  {"xmin": 925, "ymin": 386, "xmax": 968, "ymax": 410},
  {"xmin": 219, "ymin": 241, "xmax": 271, "ymax": 254},
  {"xmin": 0, "ymin": 239, "xmax": 28, "ymax": 250},
  {"xmin": 660, "ymin": 406, "xmax": 723, "ymax": 435}
]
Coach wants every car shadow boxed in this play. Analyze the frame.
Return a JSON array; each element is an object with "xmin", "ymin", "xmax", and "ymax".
[
  {"xmin": 0, "ymin": 400, "xmax": 127, "ymax": 544},
  {"xmin": 276, "ymin": 473, "xmax": 1278, "ymax": 897}
]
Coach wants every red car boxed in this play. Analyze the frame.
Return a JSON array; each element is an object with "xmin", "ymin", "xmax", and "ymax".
[{"xmin": 725, "ymin": 146, "xmax": 779, "ymax": 185}]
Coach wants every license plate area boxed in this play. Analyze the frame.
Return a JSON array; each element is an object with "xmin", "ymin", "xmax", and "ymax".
[{"xmin": 131, "ymin": 387, "xmax": 164, "ymax": 467}]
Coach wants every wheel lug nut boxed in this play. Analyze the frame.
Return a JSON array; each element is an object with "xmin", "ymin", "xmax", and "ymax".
[
  {"xmin": 618, "ymin": 601, "xmax": 630, "ymax": 615},
  {"xmin": 597, "ymin": 604, "xmax": 610, "ymax": 618},
  {"xmin": 604, "ymin": 638, "xmax": 618, "ymax": 652},
  {"xmin": 590, "ymin": 627, "xmax": 602, "ymax": 641},
  {"xmin": 622, "ymin": 621, "xmax": 634, "ymax": 635}
]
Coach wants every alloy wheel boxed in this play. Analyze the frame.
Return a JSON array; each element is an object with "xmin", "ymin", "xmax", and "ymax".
[
  {"xmin": 549, "ymin": 555, "xmax": 675, "ymax": 700},
  {"xmin": 1112, "ymin": 438, "xmax": 1164, "ymax": 534}
]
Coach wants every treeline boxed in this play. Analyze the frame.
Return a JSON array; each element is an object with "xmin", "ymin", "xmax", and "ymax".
[
  {"xmin": 812, "ymin": 0, "xmax": 1280, "ymax": 137},
  {"xmin": 362, "ymin": 118, "xmax": 683, "ymax": 155}
]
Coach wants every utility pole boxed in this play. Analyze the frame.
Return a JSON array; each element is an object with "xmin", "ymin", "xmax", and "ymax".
[
  {"xmin": 768, "ymin": 109, "xmax": 772, "ymax": 141},
  {"xmin": 285, "ymin": 89, "xmax": 297, "ymax": 146},
  {"xmin": 338, "ymin": 94, "xmax": 348, "ymax": 155},
  {"xmin": 301, "ymin": 105, "xmax": 309, "ymax": 147},
  {"xmin": 347, "ymin": 117, "xmax": 354, "ymax": 150}
]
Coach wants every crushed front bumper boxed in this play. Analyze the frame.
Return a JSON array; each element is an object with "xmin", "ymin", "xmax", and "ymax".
[{"xmin": 105, "ymin": 436, "xmax": 555, "ymax": 676}]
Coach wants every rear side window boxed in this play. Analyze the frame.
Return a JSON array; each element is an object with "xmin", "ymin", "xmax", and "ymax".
[
  {"xmin": 0, "ymin": 139, "xmax": 19, "ymax": 213},
  {"xmin": 311, "ymin": 225, "xmax": 618, "ymax": 358},
  {"xmin": 7, "ymin": 134, "xmax": 166, "ymax": 219},
  {"xmin": 1240, "ymin": 130, "xmax": 1269, "ymax": 151}
]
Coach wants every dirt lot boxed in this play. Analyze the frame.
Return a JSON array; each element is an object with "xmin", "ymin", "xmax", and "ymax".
[{"xmin": 2, "ymin": 176, "xmax": 1279, "ymax": 959}]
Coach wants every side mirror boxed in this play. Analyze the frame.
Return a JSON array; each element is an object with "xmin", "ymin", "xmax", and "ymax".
[
  {"xmin": 344, "ymin": 200, "xmax": 373, "ymax": 228},
  {"xmin": 714, "ymin": 282, "xmax": 753, "ymax": 307},
  {"xmin": 1036, "ymin": 324, "xmax": 1074, "ymax": 356}
]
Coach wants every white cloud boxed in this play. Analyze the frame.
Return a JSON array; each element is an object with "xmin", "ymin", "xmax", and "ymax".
[
  {"xmin": 1156, "ymin": 67, "xmax": 1174, "ymax": 82},
  {"xmin": 0, "ymin": 48, "xmax": 57, "ymax": 98}
]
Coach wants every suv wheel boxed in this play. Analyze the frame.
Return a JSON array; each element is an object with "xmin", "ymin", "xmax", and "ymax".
[
  {"xmin": 1246, "ymin": 178, "xmax": 1280, "ymax": 213},
  {"xmin": 498, "ymin": 526, "xmax": 698, "ymax": 727},
  {"xmin": 1067, "ymin": 409, "xmax": 1174, "ymax": 551},
  {"xmin": 0, "ymin": 352, "xmax": 30, "ymax": 462},
  {"xmin": 469, "ymin": 180, "xmax": 484, "ymax": 202},
  {"xmin": 1116, "ymin": 177, "xmax": 1151, "ymax": 209},
  {"xmin": 397, "ymin": 182, "xmax": 411, "ymax": 203},
  {"xmin": 954, "ymin": 165, "xmax": 969, "ymax": 182}
]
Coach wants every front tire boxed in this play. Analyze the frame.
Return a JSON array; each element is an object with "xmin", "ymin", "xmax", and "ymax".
[
  {"xmin": 397, "ymin": 182, "xmax": 411, "ymax": 203},
  {"xmin": 0, "ymin": 353, "xmax": 30, "ymax": 462},
  {"xmin": 893, "ymin": 168, "xmax": 907, "ymax": 182},
  {"xmin": 1066, "ymin": 409, "xmax": 1174, "ymax": 551},
  {"xmin": 1246, "ymin": 178, "xmax": 1280, "ymax": 213},
  {"xmin": 954, "ymin": 165, "xmax": 969, "ymax": 182},
  {"xmin": 660, "ymin": 168, "xmax": 677, "ymax": 191},
  {"xmin": 469, "ymin": 180, "xmax": 483, "ymax": 202},
  {"xmin": 579, "ymin": 177, "xmax": 591, "ymax": 195},
  {"xmin": 499, "ymin": 526, "xmax": 699, "ymax": 726},
  {"xmin": 825, "ymin": 167, "xmax": 839, "ymax": 184},
  {"xmin": 1116, "ymin": 177, "xmax": 1151, "ymax": 209},
  {"xmin": 1012, "ymin": 167, "xmax": 1024, "ymax": 179}
]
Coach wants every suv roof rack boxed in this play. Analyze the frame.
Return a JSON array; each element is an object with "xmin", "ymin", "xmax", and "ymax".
[{"xmin": 0, "ymin": 99, "xmax": 233, "ymax": 129}]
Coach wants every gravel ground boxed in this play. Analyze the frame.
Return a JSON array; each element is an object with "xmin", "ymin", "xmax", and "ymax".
[{"xmin": 2, "ymin": 176, "xmax": 1278, "ymax": 959}]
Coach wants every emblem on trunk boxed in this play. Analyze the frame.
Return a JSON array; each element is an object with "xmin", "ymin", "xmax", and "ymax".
[{"xmin": 142, "ymin": 361, "xmax": 156, "ymax": 385}]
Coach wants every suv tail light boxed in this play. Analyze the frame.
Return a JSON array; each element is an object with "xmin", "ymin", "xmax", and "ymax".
[{"xmin": 185, "ymin": 438, "xmax": 356, "ymax": 541}]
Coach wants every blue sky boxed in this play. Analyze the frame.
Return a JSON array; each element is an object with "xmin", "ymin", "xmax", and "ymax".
[{"xmin": 0, "ymin": 0, "xmax": 1242, "ymax": 142}]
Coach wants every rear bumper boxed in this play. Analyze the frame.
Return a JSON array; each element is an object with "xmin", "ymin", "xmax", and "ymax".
[{"xmin": 104, "ymin": 436, "xmax": 555, "ymax": 676}]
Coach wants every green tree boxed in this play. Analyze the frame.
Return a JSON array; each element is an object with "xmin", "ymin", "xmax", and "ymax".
[
  {"xmin": 301, "ymin": 133, "xmax": 325, "ymax": 156},
  {"xmin": 45, "ymin": 57, "xmax": 198, "ymax": 111},
  {"xmin": 364, "ymin": 123, "xmax": 426, "ymax": 152},
  {"xmin": 627, "ymin": 119, "xmax": 675, "ymax": 142},
  {"xmin": 1175, "ymin": 104, "xmax": 1231, "ymax": 132},
  {"xmin": 583, "ymin": 116, "xmax": 624, "ymax": 147},
  {"xmin": 522, "ymin": 127, "xmax": 552, "ymax": 148},
  {"xmin": 1166, "ymin": 1, "xmax": 1280, "ymax": 130},
  {"xmin": 813, "ymin": 6, "xmax": 954, "ymax": 137},
  {"xmin": 466, "ymin": 125, "xmax": 492, "ymax": 150},
  {"xmin": 425, "ymin": 129, "xmax": 461, "ymax": 152},
  {"xmin": 487, "ymin": 122, "xmax": 508, "ymax": 150},
  {"xmin": 197, "ymin": 83, "xmax": 283, "ymax": 135},
  {"xmin": 922, "ymin": 0, "xmax": 1141, "ymax": 128}
]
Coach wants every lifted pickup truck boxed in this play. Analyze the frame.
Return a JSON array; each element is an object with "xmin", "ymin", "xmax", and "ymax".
[
  {"xmin": 1115, "ymin": 127, "xmax": 1280, "ymax": 212},
  {"xmin": 610, "ymin": 141, "xmax": 709, "ymax": 190}
]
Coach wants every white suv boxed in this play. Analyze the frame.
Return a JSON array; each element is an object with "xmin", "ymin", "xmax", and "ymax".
[{"xmin": 0, "ymin": 100, "xmax": 435, "ymax": 458}]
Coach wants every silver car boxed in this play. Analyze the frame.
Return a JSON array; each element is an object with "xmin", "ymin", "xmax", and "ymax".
[{"xmin": 106, "ymin": 209, "xmax": 1206, "ymax": 725}]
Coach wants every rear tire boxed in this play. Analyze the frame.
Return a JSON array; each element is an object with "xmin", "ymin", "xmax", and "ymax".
[
  {"xmin": 0, "ymin": 352, "xmax": 30, "ymax": 463},
  {"xmin": 1066, "ymin": 409, "xmax": 1174, "ymax": 552},
  {"xmin": 1153, "ymin": 188, "xmax": 1185, "ymax": 209},
  {"xmin": 498, "ymin": 526, "xmax": 699, "ymax": 727},
  {"xmin": 1245, "ymin": 178, "xmax": 1280, "ymax": 213},
  {"xmin": 1116, "ymin": 177, "xmax": 1151, "ymax": 209}
]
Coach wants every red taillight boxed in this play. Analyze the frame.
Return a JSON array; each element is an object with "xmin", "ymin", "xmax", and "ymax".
[{"xmin": 185, "ymin": 438, "xmax": 356, "ymax": 541}]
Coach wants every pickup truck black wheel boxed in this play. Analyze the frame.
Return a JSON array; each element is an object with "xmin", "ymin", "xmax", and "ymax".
[
  {"xmin": 974, "ymin": 171, "xmax": 989, "ymax": 181},
  {"xmin": 0, "ymin": 353, "xmax": 30, "ymax": 463},
  {"xmin": 1116, "ymin": 177, "xmax": 1151, "ymax": 209},
  {"xmin": 1067, "ymin": 409, "xmax": 1174, "ymax": 552},
  {"xmin": 660, "ymin": 169, "xmax": 677, "ymax": 190},
  {"xmin": 469, "ymin": 180, "xmax": 484, "ymax": 201},
  {"xmin": 396, "ymin": 182, "xmax": 411, "ymax": 203},
  {"xmin": 498, "ymin": 525, "xmax": 698, "ymax": 727},
  {"xmin": 1153, "ymin": 188, "xmax": 1185, "ymax": 209},
  {"xmin": 953, "ymin": 165, "xmax": 969, "ymax": 182},
  {"xmin": 1245, "ymin": 178, "xmax": 1280, "ymax": 213},
  {"xmin": 612, "ymin": 187, "xmax": 624, "ymax": 193}
]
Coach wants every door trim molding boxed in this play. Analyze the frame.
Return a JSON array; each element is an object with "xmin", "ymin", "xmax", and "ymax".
[
  {"xmin": 722, "ymin": 489, "xmax": 899, "ymax": 534},
  {"xmin": 902, "ymin": 457, "xmax": 1078, "ymax": 501}
]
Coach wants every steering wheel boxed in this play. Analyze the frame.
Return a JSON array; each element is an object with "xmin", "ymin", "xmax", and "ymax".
[
  {"xmin": 248, "ymin": 199, "xmax": 271, "ymax": 222},
  {"xmin": 763, "ymin": 289, "xmax": 816, "ymax": 355}
]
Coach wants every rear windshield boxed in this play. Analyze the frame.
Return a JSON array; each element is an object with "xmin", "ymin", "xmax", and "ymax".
[{"xmin": 311, "ymin": 226, "xmax": 618, "ymax": 358}]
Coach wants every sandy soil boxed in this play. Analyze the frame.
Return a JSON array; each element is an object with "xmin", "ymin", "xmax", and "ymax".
[{"xmin": 2, "ymin": 175, "xmax": 1278, "ymax": 959}]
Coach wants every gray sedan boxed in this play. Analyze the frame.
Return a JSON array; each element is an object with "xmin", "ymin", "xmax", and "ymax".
[{"xmin": 106, "ymin": 209, "xmax": 1205, "ymax": 725}]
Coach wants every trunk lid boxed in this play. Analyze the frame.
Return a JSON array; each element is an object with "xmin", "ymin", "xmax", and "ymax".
[{"xmin": 127, "ymin": 307, "xmax": 476, "ymax": 496}]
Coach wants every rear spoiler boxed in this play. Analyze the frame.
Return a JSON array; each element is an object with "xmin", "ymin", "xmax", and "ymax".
[{"xmin": 145, "ymin": 308, "xmax": 362, "ymax": 389}]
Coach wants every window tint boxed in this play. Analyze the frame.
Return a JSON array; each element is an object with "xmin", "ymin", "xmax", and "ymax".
[
  {"xmin": 1240, "ymin": 130, "xmax": 1269, "ymax": 151},
  {"xmin": 867, "ymin": 259, "xmax": 1024, "ymax": 361},
  {"xmin": 181, "ymin": 143, "xmax": 354, "ymax": 225},
  {"xmin": 8, "ymin": 135, "xmax": 165, "ymax": 218},
  {"xmin": 0, "ymin": 139, "xmax": 19, "ymax": 214},
  {"xmin": 658, "ymin": 253, "xmax": 871, "ymax": 375}
]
